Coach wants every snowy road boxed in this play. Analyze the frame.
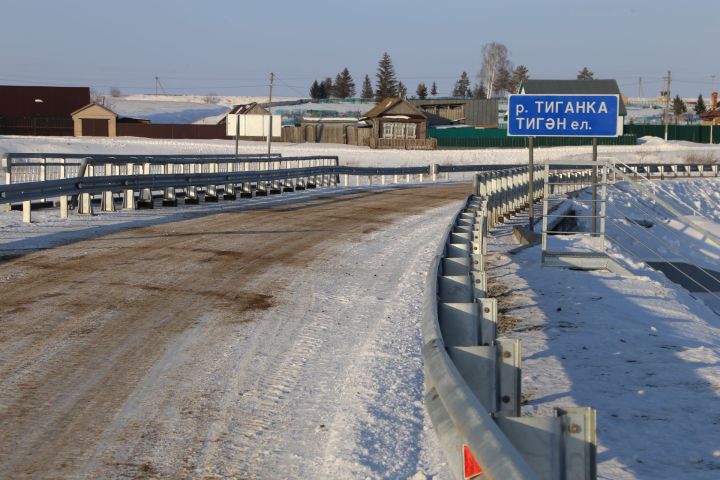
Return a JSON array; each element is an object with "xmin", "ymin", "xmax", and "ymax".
[{"xmin": 0, "ymin": 184, "xmax": 468, "ymax": 479}]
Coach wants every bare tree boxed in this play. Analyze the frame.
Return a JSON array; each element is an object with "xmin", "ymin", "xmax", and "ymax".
[
  {"xmin": 110, "ymin": 87, "xmax": 122, "ymax": 98},
  {"xmin": 478, "ymin": 42, "xmax": 511, "ymax": 99},
  {"xmin": 203, "ymin": 93, "xmax": 220, "ymax": 104},
  {"xmin": 90, "ymin": 88, "xmax": 104, "ymax": 104}
]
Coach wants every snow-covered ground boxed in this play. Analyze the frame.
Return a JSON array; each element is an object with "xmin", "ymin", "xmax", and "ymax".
[
  {"xmin": 546, "ymin": 178, "xmax": 720, "ymax": 316},
  {"xmin": 489, "ymin": 199, "xmax": 720, "ymax": 479},
  {"xmin": 2, "ymin": 134, "xmax": 720, "ymax": 173}
]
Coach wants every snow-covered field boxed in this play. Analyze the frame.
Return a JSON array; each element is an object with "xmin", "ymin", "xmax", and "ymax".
[
  {"xmin": 489, "ymin": 193, "xmax": 720, "ymax": 479},
  {"xmin": 1, "ymin": 134, "xmax": 720, "ymax": 173},
  {"xmin": 104, "ymin": 95, "xmax": 374, "ymax": 125}
]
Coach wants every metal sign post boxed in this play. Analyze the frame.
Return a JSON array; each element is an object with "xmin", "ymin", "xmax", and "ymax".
[
  {"xmin": 528, "ymin": 136, "xmax": 534, "ymax": 229},
  {"xmin": 591, "ymin": 137, "xmax": 598, "ymax": 235},
  {"xmin": 267, "ymin": 72, "xmax": 274, "ymax": 156},
  {"xmin": 508, "ymin": 94, "xmax": 620, "ymax": 237},
  {"xmin": 235, "ymin": 113, "xmax": 240, "ymax": 158}
]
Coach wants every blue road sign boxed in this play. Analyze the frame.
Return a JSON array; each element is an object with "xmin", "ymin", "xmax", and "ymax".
[{"xmin": 508, "ymin": 94, "xmax": 619, "ymax": 137}]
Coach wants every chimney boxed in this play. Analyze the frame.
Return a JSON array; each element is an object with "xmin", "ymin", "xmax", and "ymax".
[{"xmin": 712, "ymin": 92, "xmax": 718, "ymax": 110}]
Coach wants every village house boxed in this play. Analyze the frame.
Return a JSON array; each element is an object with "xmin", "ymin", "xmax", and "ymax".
[{"xmin": 360, "ymin": 97, "xmax": 436, "ymax": 149}]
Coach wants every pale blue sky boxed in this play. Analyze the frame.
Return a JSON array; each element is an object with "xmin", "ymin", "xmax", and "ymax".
[{"xmin": 1, "ymin": 0, "xmax": 716, "ymax": 98}]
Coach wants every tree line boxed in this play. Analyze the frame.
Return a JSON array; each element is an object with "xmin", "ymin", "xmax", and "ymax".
[{"xmin": 308, "ymin": 46, "xmax": 614, "ymax": 102}]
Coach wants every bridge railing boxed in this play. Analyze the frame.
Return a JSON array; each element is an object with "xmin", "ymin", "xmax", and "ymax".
[{"xmin": 422, "ymin": 191, "xmax": 597, "ymax": 480}]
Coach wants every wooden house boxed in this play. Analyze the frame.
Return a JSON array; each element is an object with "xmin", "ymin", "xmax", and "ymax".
[{"xmin": 360, "ymin": 97, "xmax": 436, "ymax": 149}]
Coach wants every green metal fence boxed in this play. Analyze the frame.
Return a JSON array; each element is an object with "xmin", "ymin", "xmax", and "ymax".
[
  {"xmin": 429, "ymin": 128, "xmax": 637, "ymax": 148},
  {"xmin": 624, "ymin": 124, "xmax": 720, "ymax": 144}
]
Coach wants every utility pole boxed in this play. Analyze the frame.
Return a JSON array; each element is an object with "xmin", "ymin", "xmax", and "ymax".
[
  {"xmin": 712, "ymin": 75, "xmax": 716, "ymax": 94},
  {"xmin": 267, "ymin": 72, "xmax": 274, "ymax": 156},
  {"xmin": 638, "ymin": 76, "xmax": 644, "ymax": 98},
  {"xmin": 663, "ymin": 70, "xmax": 671, "ymax": 141},
  {"xmin": 155, "ymin": 76, "xmax": 158, "ymax": 96}
]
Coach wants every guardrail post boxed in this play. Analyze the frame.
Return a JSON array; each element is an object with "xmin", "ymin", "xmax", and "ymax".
[
  {"xmin": 78, "ymin": 192, "xmax": 94, "ymax": 215},
  {"xmin": 0, "ymin": 156, "xmax": 10, "ymax": 212},
  {"xmin": 206, "ymin": 162, "xmax": 219, "ymax": 201},
  {"xmin": 432, "ymin": 164, "xmax": 438, "ymax": 182},
  {"xmin": 224, "ymin": 159, "xmax": 237, "ymax": 199},
  {"xmin": 138, "ymin": 162, "xmax": 153, "ymax": 209},
  {"xmin": 22, "ymin": 200, "xmax": 31, "ymax": 223},
  {"xmin": 344, "ymin": 174, "xmax": 349, "ymax": 187},
  {"xmin": 101, "ymin": 162, "xmax": 115, "ymax": 212},
  {"xmin": 60, "ymin": 195, "xmax": 69, "ymax": 219},
  {"xmin": 123, "ymin": 163, "xmax": 136, "ymax": 210}
]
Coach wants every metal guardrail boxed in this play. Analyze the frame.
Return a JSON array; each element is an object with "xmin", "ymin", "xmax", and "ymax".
[
  {"xmin": 613, "ymin": 162, "xmax": 719, "ymax": 178},
  {"xmin": 1, "ymin": 152, "xmax": 339, "ymax": 185},
  {"xmin": 2, "ymin": 152, "xmax": 718, "ymax": 225},
  {"xmin": 423, "ymin": 192, "xmax": 597, "ymax": 480}
]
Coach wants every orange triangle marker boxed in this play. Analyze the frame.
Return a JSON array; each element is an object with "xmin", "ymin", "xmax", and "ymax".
[{"xmin": 463, "ymin": 444, "xmax": 484, "ymax": 479}]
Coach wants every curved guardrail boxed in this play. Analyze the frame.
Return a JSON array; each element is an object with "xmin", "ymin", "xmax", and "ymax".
[{"xmin": 422, "ymin": 171, "xmax": 597, "ymax": 480}]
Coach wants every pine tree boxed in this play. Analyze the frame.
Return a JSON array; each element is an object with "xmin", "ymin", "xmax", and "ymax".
[
  {"xmin": 361, "ymin": 75, "xmax": 374, "ymax": 100},
  {"xmin": 452, "ymin": 72, "xmax": 471, "ymax": 97},
  {"xmin": 430, "ymin": 81, "xmax": 438, "ymax": 96},
  {"xmin": 375, "ymin": 52, "xmax": 399, "ymax": 101},
  {"xmin": 321, "ymin": 77, "xmax": 333, "ymax": 99},
  {"xmin": 672, "ymin": 94, "xmax": 687, "ymax": 123},
  {"xmin": 577, "ymin": 67, "xmax": 594, "ymax": 80},
  {"xmin": 333, "ymin": 68, "xmax": 355, "ymax": 98},
  {"xmin": 695, "ymin": 94, "xmax": 707, "ymax": 115},
  {"xmin": 317, "ymin": 81, "xmax": 327, "ymax": 100},
  {"xmin": 310, "ymin": 80, "xmax": 321, "ymax": 100},
  {"xmin": 397, "ymin": 81, "xmax": 407, "ymax": 99},
  {"xmin": 508, "ymin": 65, "xmax": 529, "ymax": 94},
  {"xmin": 416, "ymin": 83, "xmax": 428, "ymax": 100},
  {"xmin": 472, "ymin": 84, "xmax": 487, "ymax": 99},
  {"xmin": 493, "ymin": 67, "xmax": 512, "ymax": 97}
]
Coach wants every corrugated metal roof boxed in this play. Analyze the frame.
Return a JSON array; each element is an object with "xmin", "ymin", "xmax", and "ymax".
[
  {"xmin": 0, "ymin": 85, "xmax": 90, "ymax": 117},
  {"xmin": 520, "ymin": 80, "xmax": 627, "ymax": 115}
]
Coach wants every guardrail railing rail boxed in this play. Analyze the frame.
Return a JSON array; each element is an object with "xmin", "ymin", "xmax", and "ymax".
[{"xmin": 423, "ymin": 185, "xmax": 597, "ymax": 480}]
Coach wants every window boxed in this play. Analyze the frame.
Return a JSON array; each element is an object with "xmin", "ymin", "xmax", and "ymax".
[
  {"xmin": 383, "ymin": 123, "xmax": 393, "ymax": 138},
  {"xmin": 406, "ymin": 123, "xmax": 416, "ymax": 138},
  {"xmin": 382, "ymin": 122, "xmax": 417, "ymax": 139}
]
